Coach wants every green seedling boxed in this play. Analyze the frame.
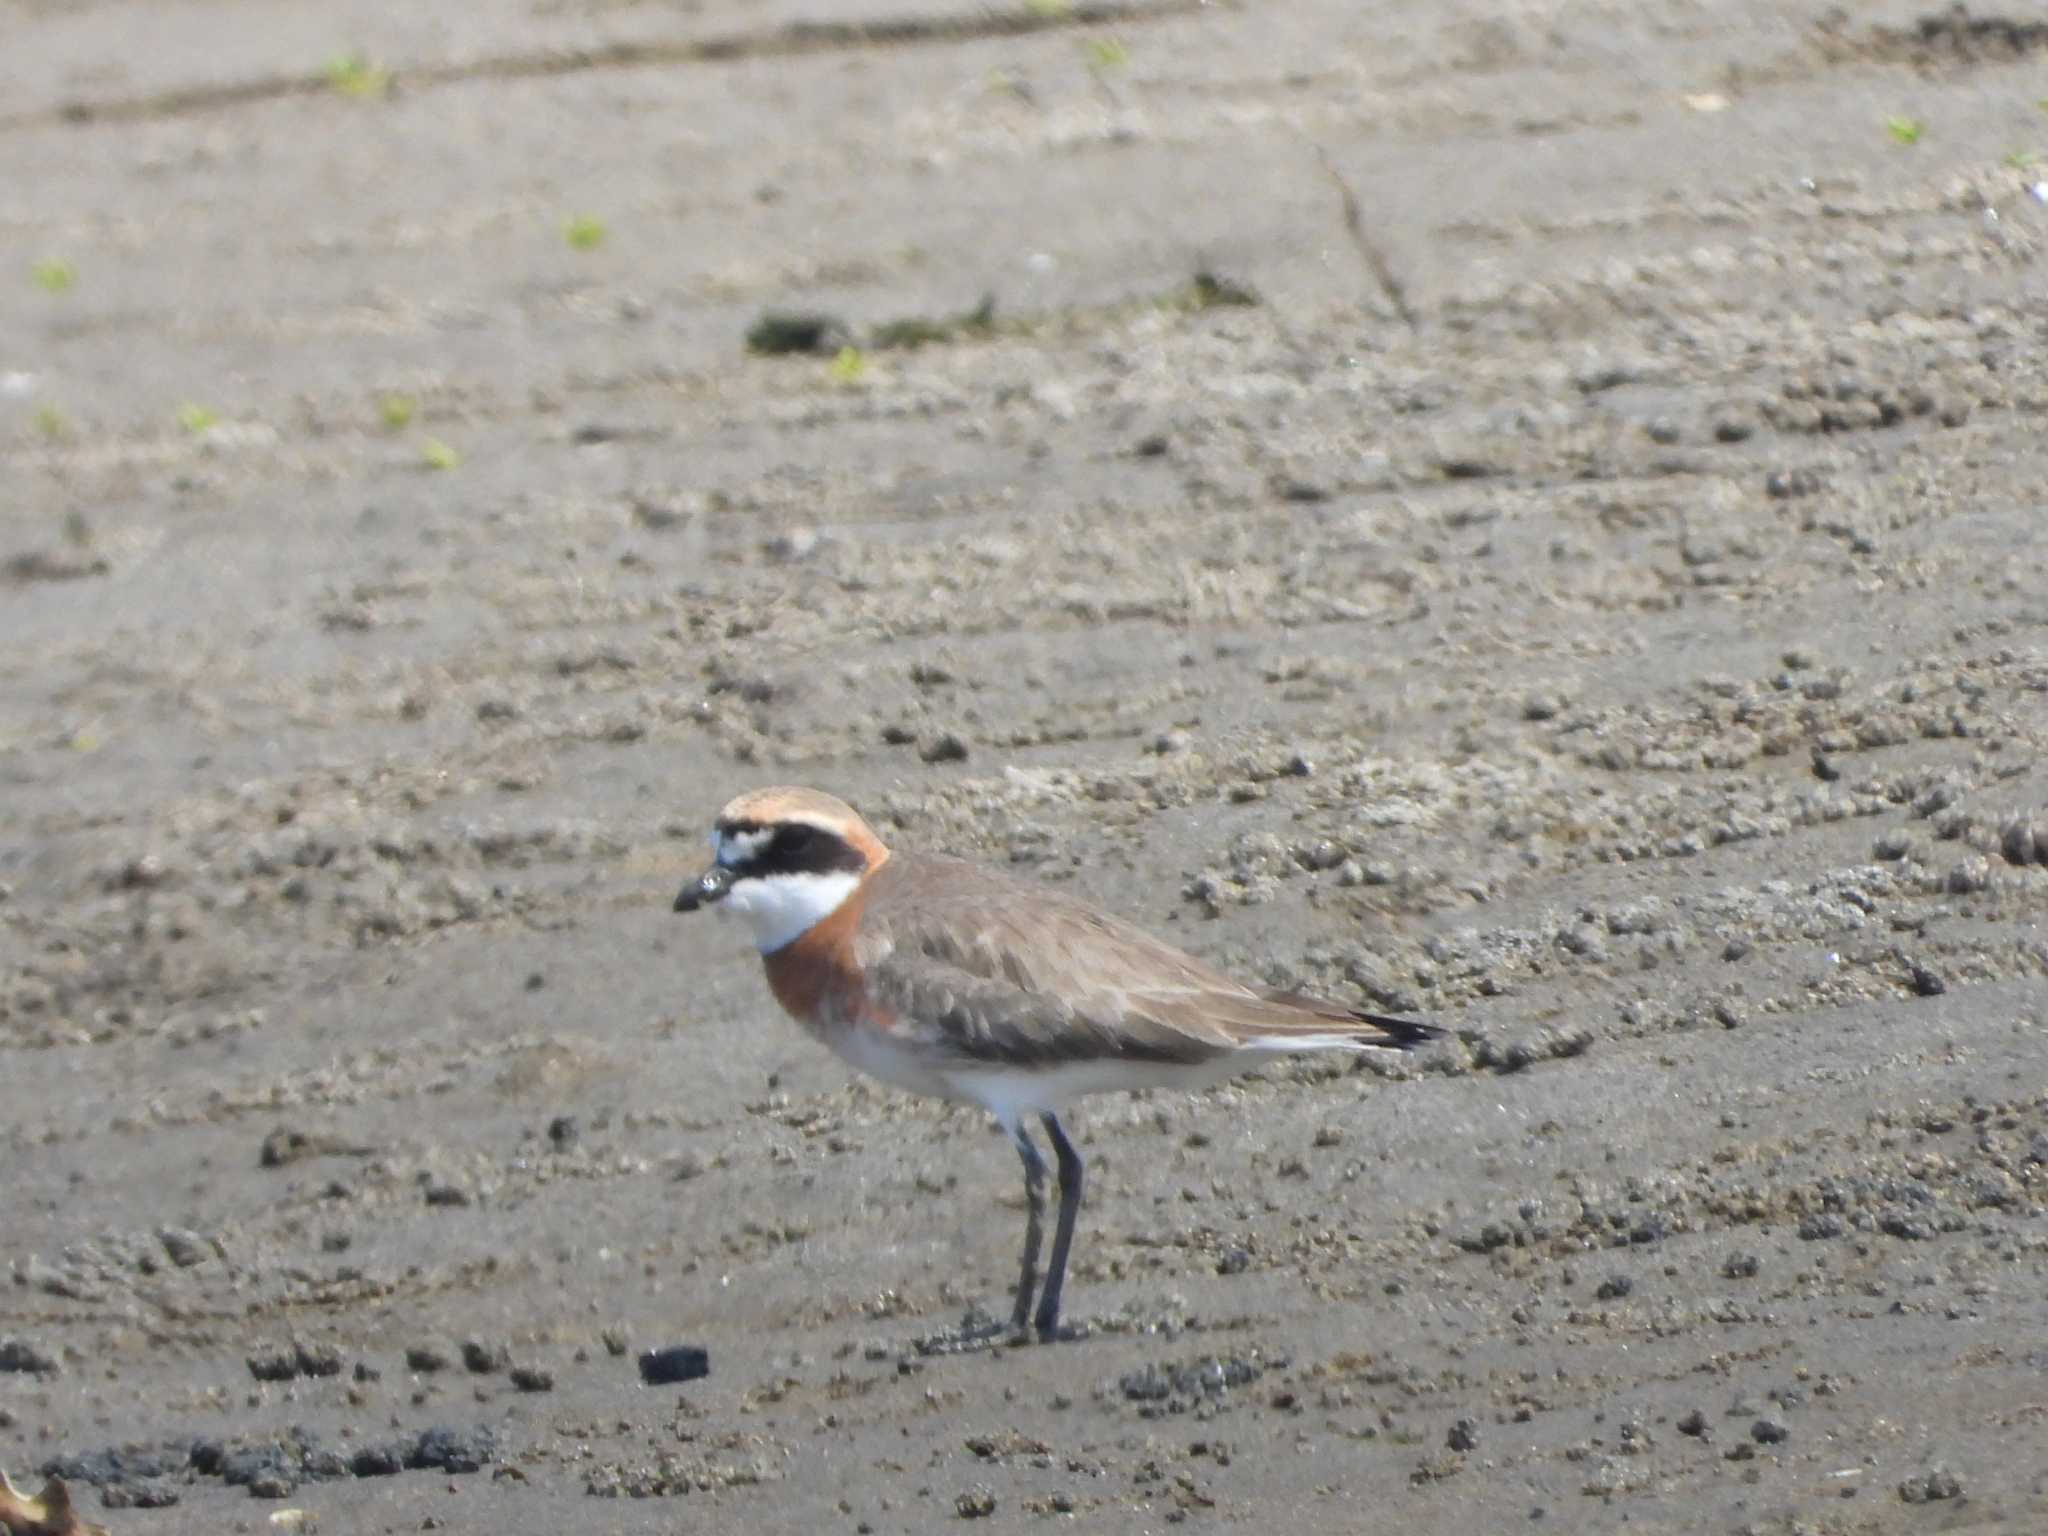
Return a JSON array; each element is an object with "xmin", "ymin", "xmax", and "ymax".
[
  {"xmin": 324, "ymin": 52, "xmax": 391, "ymax": 100},
  {"xmin": 870, "ymin": 294, "xmax": 997, "ymax": 350},
  {"xmin": 1886, "ymin": 116, "xmax": 1925, "ymax": 145},
  {"xmin": 32, "ymin": 259, "xmax": 75, "ymax": 294},
  {"xmin": 828, "ymin": 346, "xmax": 868, "ymax": 383},
  {"xmin": 1084, "ymin": 38, "xmax": 1130, "ymax": 72},
  {"xmin": 177, "ymin": 403, "xmax": 220, "ymax": 435},
  {"xmin": 2004, "ymin": 149, "xmax": 2040, "ymax": 169},
  {"xmin": 378, "ymin": 393, "xmax": 417, "ymax": 430},
  {"xmin": 564, "ymin": 215, "xmax": 607, "ymax": 251},
  {"xmin": 1024, "ymin": 0, "xmax": 1073, "ymax": 17},
  {"xmin": 1183, "ymin": 270, "xmax": 1260, "ymax": 310},
  {"xmin": 986, "ymin": 67, "xmax": 1037, "ymax": 105},
  {"xmin": 419, "ymin": 436, "xmax": 461, "ymax": 470},
  {"xmin": 32, "ymin": 405, "xmax": 71, "ymax": 441}
]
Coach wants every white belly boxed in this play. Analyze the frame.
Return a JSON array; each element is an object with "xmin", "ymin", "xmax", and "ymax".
[
  {"xmin": 944, "ymin": 1055, "xmax": 1248, "ymax": 1124},
  {"xmin": 827, "ymin": 1023, "xmax": 1250, "ymax": 1125},
  {"xmin": 828, "ymin": 1025, "xmax": 960, "ymax": 1102}
]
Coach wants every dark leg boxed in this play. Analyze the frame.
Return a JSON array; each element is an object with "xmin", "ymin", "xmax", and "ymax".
[
  {"xmin": 1033, "ymin": 1113, "xmax": 1085, "ymax": 1341},
  {"xmin": 1009, "ymin": 1123, "xmax": 1048, "ymax": 1336},
  {"xmin": 910, "ymin": 1122, "xmax": 1054, "ymax": 1356}
]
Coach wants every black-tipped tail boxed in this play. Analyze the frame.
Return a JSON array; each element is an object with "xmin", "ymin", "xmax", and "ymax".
[{"xmin": 1354, "ymin": 1011, "xmax": 1445, "ymax": 1049}]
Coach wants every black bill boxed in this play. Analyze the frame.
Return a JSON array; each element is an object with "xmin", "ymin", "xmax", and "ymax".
[{"xmin": 673, "ymin": 864, "xmax": 733, "ymax": 912}]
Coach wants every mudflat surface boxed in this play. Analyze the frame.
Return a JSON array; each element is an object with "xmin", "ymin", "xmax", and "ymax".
[{"xmin": 4, "ymin": 2, "xmax": 2048, "ymax": 1532}]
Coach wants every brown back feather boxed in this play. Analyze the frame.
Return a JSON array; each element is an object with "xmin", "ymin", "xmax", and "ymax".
[{"xmin": 853, "ymin": 855, "xmax": 1433, "ymax": 1067}]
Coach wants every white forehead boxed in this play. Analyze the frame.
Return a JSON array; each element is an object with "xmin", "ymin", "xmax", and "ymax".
[{"xmin": 714, "ymin": 826, "xmax": 773, "ymax": 867}]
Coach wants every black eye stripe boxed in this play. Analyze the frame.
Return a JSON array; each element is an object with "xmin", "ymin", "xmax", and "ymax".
[{"xmin": 721, "ymin": 822, "xmax": 865, "ymax": 879}]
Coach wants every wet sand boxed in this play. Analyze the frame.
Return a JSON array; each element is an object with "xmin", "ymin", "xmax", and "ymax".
[{"xmin": 4, "ymin": 2, "xmax": 2048, "ymax": 1531}]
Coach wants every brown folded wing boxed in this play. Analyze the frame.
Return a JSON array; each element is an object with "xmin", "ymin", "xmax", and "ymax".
[{"xmin": 853, "ymin": 856, "xmax": 1432, "ymax": 1069}]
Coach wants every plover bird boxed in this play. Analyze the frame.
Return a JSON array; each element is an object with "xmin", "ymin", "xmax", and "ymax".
[{"xmin": 674, "ymin": 786, "xmax": 1441, "ymax": 1341}]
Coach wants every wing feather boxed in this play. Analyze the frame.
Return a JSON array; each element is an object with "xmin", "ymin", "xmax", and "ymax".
[{"xmin": 854, "ymin": 857, "xmax": 1438, "ymax": 1069}]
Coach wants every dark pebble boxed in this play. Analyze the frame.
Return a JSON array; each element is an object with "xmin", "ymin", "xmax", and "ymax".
[
  {"xmin": 1455, "ymin": 1222, "xmax": 1514, "ymax": 1253},
  {"xmin": 1898, "ymin": 1466, "xmax": 1962, "ymax": 1503},
  {"xmin": 247, "ymin": 1347, "xmax": 299, "ymax": 1382},
  {"xmin": 919, "ymin": 731, "xmax": 970, "ymax": 764},
  {"xmin": 220, "ymin": 1444, "xmax": 295, "ymax": 1490},
  {"xmin": 1121, "ymin": 1363, "xmax": 1172, "ymax": 1402},
  {"xmin": 1595, "ymin": 1275, "xmax": 1633, "ymax": 1300},
  {"xmin": 638, "ymin": 1345, "xmax": 711, "ymax": 1386},
  {"xmin": 1880, "ymin": 1211, "xmax": 1934, "ymax": 1241},
  {"xmin": 1798, "ymin": 1212, "xmax": 1845, "ymax": 1241},
  {"xmin": 1117, "ymin": 1355, "xmax": 1262, "ymax": 1405},
  {"xmin": 407, "ymin": 1425, "xmax": 497, "ymax": 1474},
  {"xmin": 1722, "ymin": 1253, "xmax": 1761, "ymax": 1279},
  {"xmin": 41, "ymin": 1443, "xmax": 189, "ymax": 1486},
  {"xmin": 248, "ymin": 1340, "xmax": 342, "ymax": 1382},
  {"xmin": 1215, "ymin": 1247, "xmax": 1251, "ymax": 1276},
  {"xmin": 1447, "ymin": 1419, "xmax": 1480, "ymax": 1452},
  {"xmin": 1908, "ymin": 962, "xmax": 1946, "ymax": 997},
  {"xmin": 547, "ymin": 1115, "xmax": 579, "ymax": 1151},
  {"xmin": 1751, "ymin": 1418, "xmax": 1789, "ymax": 1445},
  {"xmin": 0, "ymin": 1338, "xmax": 59, "ymax": 1375},
  {"xmin": 259, "ymin": 1127, "xmax": 312, "ymax": 1167},
  {"xmin": 158, "ymin": 1228, "xmax": 210, "ymax": 1267},
  {"xmin": 956, "ymin": 1486, "xmax": 997, "ymax": 1518},
  {"xmin": 406, "ymin": 1344, "xmax": 450, "ymax": 1373},
  {"xmin": 744, "ymin": 310, "xmax": 849, "ymax": 356},
  {"xmin": 1765, "ymin": 468, "xmax": 1822, "ymax": 499},
  {"xmin": 100, "ymin": 1480, "xmax": 180, "ymax": 1509},
  {"xmin": 1676, "ymin": 1409, "xmax": 1708, "ymax": 1438},
  {"xmin": 460, "ymin": 1338, "xmax": 510, "ymax": 1374},
  {"xmin": 351, "ymin": 1443, "xmax": 407, "ymax": 1477},
  {"xmin": 509, "ymin": 1365, "xmax": 555, "ymax": 1393}
]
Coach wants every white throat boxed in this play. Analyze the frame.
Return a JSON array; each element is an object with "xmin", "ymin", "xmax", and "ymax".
[{"xmin": 722, "ymin": 870, "xmax": 861, "ymax": 953}]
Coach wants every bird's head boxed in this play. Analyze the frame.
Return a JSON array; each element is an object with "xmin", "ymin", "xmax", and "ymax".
[{"xmin": 673, "ymin": 786, "xmax": 889, "ymax": 952}]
